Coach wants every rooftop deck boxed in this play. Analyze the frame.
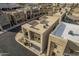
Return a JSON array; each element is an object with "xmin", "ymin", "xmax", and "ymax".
[{"xmin": 22, "ymin": 13, "xmax": 61, "ymax": 34}]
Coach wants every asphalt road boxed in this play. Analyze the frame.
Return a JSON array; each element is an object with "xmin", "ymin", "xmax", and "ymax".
[{"xmin": 0, "ymin": 26, "xmax": 37, "ymax": 56}]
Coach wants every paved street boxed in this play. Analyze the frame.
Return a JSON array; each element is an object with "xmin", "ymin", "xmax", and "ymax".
[{"xmin": 0, "ymin": 26, "xmax": 37, "ymax": 56}]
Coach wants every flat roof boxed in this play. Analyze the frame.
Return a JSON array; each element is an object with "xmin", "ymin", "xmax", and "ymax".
[
  {"xmin": 51, "ymin": 22, "xmax": 79, "ymax": 42},
  {"xmin": 2, "ymin": 6, "xmax": 30, "ymax": 14},
  {"xmin": 22, "ymin": 13, "xmax": 61, "ymax": 34}
]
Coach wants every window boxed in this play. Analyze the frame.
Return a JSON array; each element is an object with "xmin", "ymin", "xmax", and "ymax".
[
  {"xmin": 27, "ymin": 11, "xmax": 31, "ymax": 19},
  {"xmin": 3, "ymin": 24, "xmax": 10, "ymax": 30},
  {"xmin": 0, "ymin": 29, "xmax": 1, "ymax": 31},
  {"xmin": 23, "ymin": 28, "xmax": 28, "ymax": 39},
  {"xmin": 51, "ymin": 42, "xmax": 57, "ymax": 48},
  {"xmin": 25, "ymin": 32, "xmax": 28, "ymax": 36},
  {"xmin": 34, "ymin": 33, "xmax": 41, "ymax": 43},
  {"xmin": 24, "ymin": 32, "xmax": 28, "ymax": 39},
  {"xmin": 49, "ymin": 42, "xmax": 57, "ymax": 56},
  {"xmin": 30, "ymin": 31, "xmax": 41, "ymax": 43},
  {"xmin": 17, "ymin": 19, "xmax": 23, "ymax": 23}
]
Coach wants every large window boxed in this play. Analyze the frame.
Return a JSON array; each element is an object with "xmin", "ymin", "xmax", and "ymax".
[
  {"xmin": 2, "ymin": 24, "xmax": 10, "ymax": 30},
  {"xmin": 30, "ymin": 31, "xmax": 41, "ymax": 43},
  {"xmin": 27, "ymin": 11, "xmax": 31, "ymax": 19},
  {"xmin": 49, "ymin": 42, "xmax": 57, "ymax": 56},
  {"xmin": 23, "ymin": 28, "xmax": 29, "ymax": 39},
  {"xmin": 0, "ymin": 29, "xmax": 1, "ymax": 31}
]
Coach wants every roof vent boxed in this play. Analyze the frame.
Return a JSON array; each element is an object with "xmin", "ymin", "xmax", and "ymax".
[{"xmin": 43, "ymin": 23, "xmax": 49, "ymax": 29}]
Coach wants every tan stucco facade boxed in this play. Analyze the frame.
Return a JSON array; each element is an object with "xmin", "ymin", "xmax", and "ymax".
[
  {"xmin": 47, "ymin": 33, "xmax": 79, "ymax": 56},
  {"xmin": 15, "ymin": 13, "xmax": 63, "ymax": 55},
  {"xmin": 47, "ymin": 35, "xmax": 68, "ymax": 56}
]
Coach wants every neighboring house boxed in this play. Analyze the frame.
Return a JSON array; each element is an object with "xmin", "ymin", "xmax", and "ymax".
[
  {"xmin": 47, "ymin": 22, "xmax": 79, "ymax": 56},
  {"xmin": 0, "ymin": 12, "xmax": 11, "ymax": 30},
  {"xmin": 62, "ymin": 8, "xmax": 79, "ymax": 25},
  {"xmin": 0, "ymin": 3, "xmax": 46, "ymax": 31}
]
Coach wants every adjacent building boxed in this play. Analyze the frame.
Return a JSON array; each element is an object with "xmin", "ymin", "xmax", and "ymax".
[
  {"xmin": 0, "ymin": 3, "xmax": 45, "ymax": 31},
  {"xmin": 63, "ymin": 7, "xmax": 79, "ymax": 25},
  {"xmin": 47, "ymin": 22, "xmax": 79, "ymax": 56}
]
